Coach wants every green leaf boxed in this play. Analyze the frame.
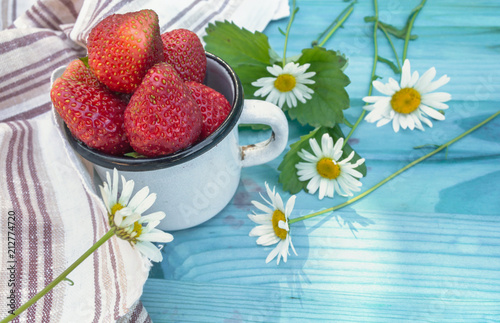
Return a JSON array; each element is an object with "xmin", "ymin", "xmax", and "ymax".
[
  {"xmin": 79, "ymin": 57, "xmax": 89, "ymax": 68},
  {"xmin": 377, "ymin": 55, "xmax": 401, "ymax": 74},
  {"xmin": 124, "ymin": 152, "xmax": 147, "ymax": 158},
  {"xmin": 284, "ymin": 46, "xmax": 350, "ymax": 128},
  {"xmin": 278, "ymin": 126, "xmax": 366, "ymax": 194},
  {"xmin": 203, "ymin": 21, "xmax": 273, "ymax": 98}
]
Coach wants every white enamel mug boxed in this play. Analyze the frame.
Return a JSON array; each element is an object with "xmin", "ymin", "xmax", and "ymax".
[{"xmin": 51, "ymin": 52, "xmax": 288, "ymax": 231}]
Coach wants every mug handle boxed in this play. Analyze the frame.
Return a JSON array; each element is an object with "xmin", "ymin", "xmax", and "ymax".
[{"xmin": 238, "ymin": 99, "xmax": 289, "ymax": 168}]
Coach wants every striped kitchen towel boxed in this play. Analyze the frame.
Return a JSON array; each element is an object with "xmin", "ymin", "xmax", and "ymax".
[{"xmin": 0, "ymin": 0, "xmax": 289, "ymax": 322}]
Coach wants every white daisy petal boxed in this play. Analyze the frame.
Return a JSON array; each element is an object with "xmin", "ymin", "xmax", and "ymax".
[
  {"xmin": 292, "ymin": 87, "xmax": 305, "ymax": 103},
  {"xmin": 365, "ymin": 109, "xmax": 383, "ymax": 123},
  {"xmin": 421, "ymin": 92, "xmax": 452, "ymax": 103},
  {"xmin": 297, "ymin": 170, "xmax": 317, "ymax": 181},
  {"xmin": 372, "ymin": 80, "xmax": 395, "ymax": 96},
  {"xmin": 376, "ymin": 117, "xmax": 391, "ymax": 127},
  {"xmin": 126, "ymin": 186, "xmax": 149, "ymax": 210},
  {"xmin": 309, "ymin": 138, "xmax": 323, "ymax": 157},
  {"xmin": 111, "ymin": 169, "xmax": 119, "ymax": 204},
  {"xmin": 420, "ymin": 105, "xmax": 446, "ymax": 120},
  {"xmin": 418, "ymin": 113, "xmax": 433, "ymax": 127},
  {"xmin": 139, "ymin": 211, "xmax": 166, "ymax": 223},
  {"xmin": 248, "ymin": 213, "xmax": 272, "ymax": 225},
  {"xmin": 422, "ymin": 100, "xmax": 449, "ymax": 110},
  {"xmin": 288, "ymin": 236, "xmax": 298, "ymax": 256},
  {"xmin": 326, "ymin": 180, "xmax": 335, "ymax": 198},
  {"xmin": 297, "ymin": 149, "xmax": 319, "ymax": 163},
  {"xmin": 306, "ymin": 175, "xmax": 321, "ymax": 194},
  {"xmin": 409, "ymin": 70, "xmax": 420, "ymax": 87},
  {"xmin": 285, "ymin": 195, "xmax": 296, "ymax": 218},
  {"xmin": 400, "ymin": 114, "xmax": 409, "ymax": 129},
  {"xmin": 140, "ymin": 230, "xmax": 174, "ymax": 243},
  {"xmin": 256, "ymin": 233, "xmax": 280, "ymax": 246},
  {"xmin": 393, "ymin": 114, "xmax": 400, "ymax": 132},
  {"xmin": 411, "ymin": 113, "xmax": 425, "ymax": 131},
  {"xmin": 371, "ymin": 97, "xmax": 392, "ymax": 112},
  {"xmin": 318, "ymin": 179, "xmax": 328, "ymax": 200},
  {"xmin": 133, "ymin": 192, "xmax": 157, "ymax": 215},
  {"xmin": 414, "ymin": 67, "xmax": 436, "ymax": 92},
  {"xmin": 332, "ymin": 137, "xmax": 344, "ymax": 159},
  {"xmin": 322, "ymin": 133, "xmax": 333, "ymax": 152},
  {"xmin": 400, "ymin": 59, "xmax": 411, "ymax": 88},
  {"xmin": 363, "ymin": 95, "xmax": 390, "ymax": 103},
  {"xmin": 249, "ymin": 225, "xmax": 273, "ymax": 237},
  {"xmin": 117, "ymin": 209, "xmax": 140, "ymax": 227},
  {"xmin": 278, "ymin": 220, "xmax": 289, "ymax": 232},
  {"xmin": 118, "ymin": 176, "xmax": 135, "ymax": 206},
  {"xmin": 135, "ymin": 241, "xmax": 163, "ymax": 262},
  {"xmin": 251, "ymin": 200, "xmax": 274, "ymax": 215},
  {"xmin": 420, "ymin": 74, "xmax": 450, "ymax": 94},
  {"xmin": 267, "ymin": 65, "xmax": 283, "ymax": 76},
  {"xmin": 265, "ymin": 244, "xmax": 281, "ymax": 264},
  {"xmin": 274, "ymin": 194, "xmax": 285, "ymax": 214},
  {"xmin": 387, "ymin": 77, "xmax": 401, "ymax": 92}
]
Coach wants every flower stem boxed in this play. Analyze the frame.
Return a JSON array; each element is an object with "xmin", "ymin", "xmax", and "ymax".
[
  {"xmin": 314, "ymin": 1, "xmax": 356, "ymax": 48},
  {"xmin": 282, "ymin": 0, "xmax": 298, "ymax": 67},
  {"xmin": 1, "ymin": 228, "xmax": 116, "ymax": 323},
  {"xmin": 343, "ymin": 0, "xmax": 379, "ymax": 147},
  {"xmin": 290, "ymin": 109, "xmax": 500, "ymax": 224},
  {"xmin": 379, "ymin": 24, "xmax": 401, "ymax": 73},
  {"xmin": 402, "ymin": 0, "xmax": 427, "ymax": 63}
]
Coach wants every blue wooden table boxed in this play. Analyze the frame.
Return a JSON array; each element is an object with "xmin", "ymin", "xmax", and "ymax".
[{"xmin": 141, "ymin": 1, "xmax": 500, "ymax": 321}]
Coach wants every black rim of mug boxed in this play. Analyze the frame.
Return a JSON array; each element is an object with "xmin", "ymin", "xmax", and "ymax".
[{"xmin": 63, "ymin": 52, "xmax": 244, "ymax": 171}]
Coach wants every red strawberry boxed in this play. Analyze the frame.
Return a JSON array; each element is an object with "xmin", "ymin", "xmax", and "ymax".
[
  {"xmin": 51, "ymin": 59, "xmax": 131, "ymax": 155},
  {"xmin": 161, "ymin": 29, "xmax": 206, "ymax": 83},
  {"xmin": 124, "ymin": 62, "xmax": 202, "ymax": 157},
  {"xmin": 185, "ymin": 81, "xmax": 232, "ymax": 140},
  {"xmin": 61, "ymin": 58, "xmax": 100, "ymax": 85},
  {"xmin": 87, "ymin": 9, "xmax": 163, "ymax": 93}
]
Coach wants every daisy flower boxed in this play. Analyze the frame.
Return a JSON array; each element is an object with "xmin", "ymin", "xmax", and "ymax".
[
  {"xmin": 251, "ymin": 62, "xmax": 316, "ymax": 109},
  {"xmin": 248, "ymin": 183, "xmax": 297, "ymax": 265},
  {"xmin": 296, "ymin": 133, "xmax": 365, "ymax": 200},
  {"xmin": 363, "ymin": 59, "xmax": 451, "ymax": 132},
  {"xmin": 100, "ymin": 168, "xmax": 173, "ymax": 262}
]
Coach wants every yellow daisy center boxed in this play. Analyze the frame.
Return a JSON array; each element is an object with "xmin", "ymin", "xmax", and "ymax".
[
  {"xmin": 272, "ymin": 209, "xmax": 288, "ymax": 240},
  {"xmin": 390, "ymin": 88, "xmax": 421, "ymax": 114},
  {"xmin": 132, "ymin": 221, "xmax": 143, "ymax": 237},
  {"xmin": 316, "ymin": 158, "xmax": 341, "ymax": 180},
  {"xmin": 274, "ymin": 74, "xmax": 296, "ymax": 92},
  {"xmin": 111, "ymin": 203, "xmax": 124, "ymax": 215}
]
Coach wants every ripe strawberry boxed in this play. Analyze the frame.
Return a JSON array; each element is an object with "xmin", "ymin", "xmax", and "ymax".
[
  {"xmin": 124, "ymin": 62, "xmax": 202, "ymax": 157},
  {"xmin": 161, "ymin": 29, "xmax": 206, "ymax": 83},
  {"xmin": 60, "ymin": 58, "xmax": 100, "ymax": 85},
  {"xmin": 185, "ymin": 81, "xmax": 232, "ymax": 140},
  {"xmin": 51, "ymin": 59, "xmax": 131, "ymax": 155},
  {"xmin": 87, "ymin": 9, "xmax": 163, "ymax": 93}
]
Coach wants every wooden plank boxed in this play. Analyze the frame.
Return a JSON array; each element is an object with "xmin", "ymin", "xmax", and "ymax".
[{"xmin": 142, "ymin": 279, "xmax": 500, "ymax": 322}]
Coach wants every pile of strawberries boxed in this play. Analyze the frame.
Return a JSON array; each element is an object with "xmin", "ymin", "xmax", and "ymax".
[{"xmin": 51, "ymin": 9, "xmax": 231, "ymax": 157}]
